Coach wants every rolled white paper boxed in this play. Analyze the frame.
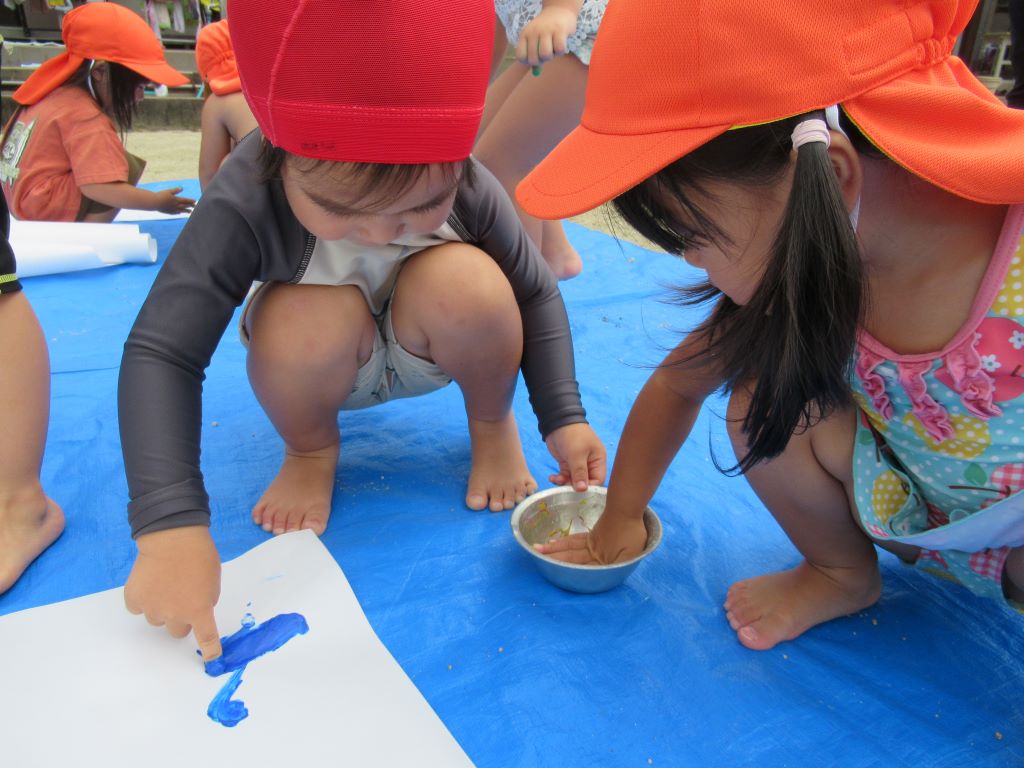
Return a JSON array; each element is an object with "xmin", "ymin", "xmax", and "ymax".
[{"xmin": 10, "ymin": 220, "xmax": 158, "ymax": 278}]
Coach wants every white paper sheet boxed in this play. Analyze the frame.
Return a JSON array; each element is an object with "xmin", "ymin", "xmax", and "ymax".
[
  {"xmin": 10, "ymin": 219, "xmax": 157, "ymax": 277},
  {"xmin": 0, "ymin": 531, "xmax": 474, "ymax": 768},
  {"xmin": 113, "ymin": 208, "xmax": 191, "ymax": 222}
]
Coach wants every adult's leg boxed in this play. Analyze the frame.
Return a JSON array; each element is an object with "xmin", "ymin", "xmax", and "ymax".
[
  {"xmin": 0, "ymin": 292, "xmax": 63, "ymax": 593},
  {"xmin": 474, "ymin": 54, "xmax": 588, "ymax": 279},
  {"xmin": 390, "ymin": 242, "xmax": 535, "ymax": 511},
  {"xmin": 723, "ymin": 388, "xmax": 881, "ymax": 650},
  {"xmin": 246, "ymin": 283, "xmax": 377, "ymax": 535}
]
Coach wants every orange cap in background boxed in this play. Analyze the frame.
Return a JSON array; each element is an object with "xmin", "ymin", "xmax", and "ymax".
[
  {"xmin": 195, "ymin": 20, "xmax": 241, "ymax": 96},
  {"xmin": 518, "ymin": 0, "xmax": 1024, "ymax": 219},
  {"xmin": 14, "ymin": 2, "xmax": 188, "ymax": 106}
]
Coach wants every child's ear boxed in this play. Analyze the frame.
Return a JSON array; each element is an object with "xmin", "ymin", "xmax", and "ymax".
[
  {"xmin": 826, "ymin": 134, "xmax": 862, "ymax": 214},
  {"xmin": 90, "ymin": 61, "xmax": 109, "ymax": 84}
]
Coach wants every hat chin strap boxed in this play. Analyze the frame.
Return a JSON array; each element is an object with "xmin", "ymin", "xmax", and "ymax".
[
  {"xmin": 824, "ymin": 104, "xmax": 861, "ymax": 232},
  {"xmin": 86, "ymin": 60, "xmax": 99, "ymax": 102}
]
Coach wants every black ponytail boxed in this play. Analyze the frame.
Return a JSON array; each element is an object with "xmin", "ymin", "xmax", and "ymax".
[{"xmin": 614, "ymin": 113, "xmax": 864, "ymax": 473}]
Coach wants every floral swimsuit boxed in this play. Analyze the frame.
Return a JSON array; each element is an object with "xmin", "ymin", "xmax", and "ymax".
[{"xmin": 851, "ymin": 205, "xmax": 1024, "ymax": 606}]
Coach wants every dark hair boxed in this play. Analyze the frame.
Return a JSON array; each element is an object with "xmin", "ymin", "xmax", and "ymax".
[
  {"xmin": 614, "ymin": 111, "xmax": 867, "ymax": 473},
  {"xmin": 256, "ymin": 139, "xmax": 476, "ymax": 210},
  {"xmin": 66, "ymin": 59, "xmax": 147, "ymax": 132}
]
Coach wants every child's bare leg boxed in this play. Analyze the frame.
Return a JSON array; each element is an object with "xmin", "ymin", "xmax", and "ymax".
[
  {"xmin": 474, "ymin": 54, "xmax": 588, "ymax": 279},
  {"xmin": 723, "ymin": 389, "xmax": 881, "ymax": 650},
  {"xmin": 246, "ymin": 284, "xmax": 376, "ymax": 535},
  {"xmin": 0, "ymin": 292, "xmax": 64, "ymax": 594},
  {"xmin": 478, "ymin": 59, "xmax": 527, "ymax": 139},
  {"xmin": 391, "ymin": 243, "xmax": 535, "ymax": 511}
]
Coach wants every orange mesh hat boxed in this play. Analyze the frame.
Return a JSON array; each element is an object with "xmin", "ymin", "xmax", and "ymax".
[
  {"xmin": 14, "ymin": 2, "xmax": 187, "ymax": 106},
  {"xmin": 196, "ymin": 20, "xmax": 240, "ymax": 96},
  {"xmin": 228, "ymin": 0, "xmax": 494, "ymax": 163},
  {"xmin": 519, "ymin": 0, "xmax": 1024, "ymax": 219}
]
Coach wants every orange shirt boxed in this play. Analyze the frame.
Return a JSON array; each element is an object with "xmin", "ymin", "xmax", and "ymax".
[{"xmin": 0, "ymin": 86, "xmax": 129, "ymax": 221}]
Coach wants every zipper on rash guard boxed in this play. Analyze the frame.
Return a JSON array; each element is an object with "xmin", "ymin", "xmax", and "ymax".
[{"xmin": 291, "ymin": 231, "xmax": 317, "ymax": 283}]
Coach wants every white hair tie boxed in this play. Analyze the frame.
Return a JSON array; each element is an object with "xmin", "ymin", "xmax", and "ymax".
[{"xmin": 791, "ymin": 118, "xmax": 830, "ymax": 150}]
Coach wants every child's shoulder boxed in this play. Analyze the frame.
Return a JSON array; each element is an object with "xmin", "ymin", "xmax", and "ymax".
[{"xmin": 26, "ymin": 86, "xmax": 103, "ymax": 121}]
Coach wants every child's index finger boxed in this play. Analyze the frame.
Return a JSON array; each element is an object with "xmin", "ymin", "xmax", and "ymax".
[{"xmin": 193, "ymin": 611, "xmax": 223, "ymax": 661}]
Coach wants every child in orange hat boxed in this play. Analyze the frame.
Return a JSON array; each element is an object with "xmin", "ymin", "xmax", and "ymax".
[
  {"xmin": 119, "ymin": 0, "xmax": 605, "ymax": 660},
  {"xmin": 474, "ymin": 0, "xmax": 608, "ymax": 279},
  {"xmin": 523, "ymin": 0, "xmax": 1024, "ymax": 649},
  {"xmin": 194, "ymin": 20, "xmax": 257, "ymax": 191},
  {"xmin": 0, "ymin": 3, "xmax": 195, "ymax": 222}
]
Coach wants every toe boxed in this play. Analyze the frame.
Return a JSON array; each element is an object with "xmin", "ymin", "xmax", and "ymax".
[{"xmin": 736, "ymin": 620, "xmax": 780, "ymax": 651}]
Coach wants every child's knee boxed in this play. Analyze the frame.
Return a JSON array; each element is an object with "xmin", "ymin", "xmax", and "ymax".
[
  {"xmin": 403, "ymin": 243, "xmax": 518, "ymax": 320},
  {"xmin": 248, "ymin": 283, "xmax": 374, "ymax": 369}
]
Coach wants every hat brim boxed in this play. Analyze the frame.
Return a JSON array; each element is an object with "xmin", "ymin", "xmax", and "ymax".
[
  {"xmin": 120, "ymin": 59, "xmax": 189, "ymax": 88},
  {"xmin": 517, "ymin": 121, "xmax": 727, "ymax": 220},
  {"xmin": 843, "ymin": 57, "xmax": 1024, "ymax": 206}
]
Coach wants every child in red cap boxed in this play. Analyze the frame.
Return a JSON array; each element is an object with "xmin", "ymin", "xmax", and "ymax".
[
  {"xmin": 475, "ymin": 0, "xmax": 608, "ymax": 279},
  {"xmin": 0, "ymin": 3, "xmax": 194, "ymax": 222},
  {"xmin": 523, "ymin": 0, "xmax": 1024, "ymax": 650},
  {"xmin": 194, "ymin": 20, "xmax": 257, "ymax": 191},
  {"xmin": 119, "ymin": 0, "xmax": 606, "ymax": 660}
]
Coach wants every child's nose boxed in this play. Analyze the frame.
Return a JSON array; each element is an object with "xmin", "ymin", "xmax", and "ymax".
[{"xmin": 358, "ymin": 220, "xmax": 404, "ymax": 245}]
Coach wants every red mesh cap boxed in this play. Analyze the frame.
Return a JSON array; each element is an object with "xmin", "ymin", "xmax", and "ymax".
[{"xmin": 229, "ymin": 0, "xmax": 495, "ymax": 163}]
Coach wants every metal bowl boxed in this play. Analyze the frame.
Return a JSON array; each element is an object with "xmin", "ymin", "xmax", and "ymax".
[{"xmin": 510, "ymin": 486, "xmax": 661, "ymax": 594}]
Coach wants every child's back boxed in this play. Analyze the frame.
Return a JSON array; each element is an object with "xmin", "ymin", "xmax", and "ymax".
[
  {"xmin": 195, "ymin": 20, "xmax": 257, "ymax": 189},
  {"xmin": 0, "ymin": 3, "xmax": 193, "ymax": 222}
]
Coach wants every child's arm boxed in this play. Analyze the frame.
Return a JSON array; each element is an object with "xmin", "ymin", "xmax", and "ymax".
[
  {"xmin": 539, "ymin": 330, "xmax": 723, "ymax": 564},
  {"xmin": 78, "ymin": 182, "xmax": 195, "ymax": 214},
  {"xmin": 453, "ymin": 160, "xmax": 606, "ymax": 490},
  {"xmin": 117, "ymin": 138, "xmax": 304, "ymax": 656},
  {"xmin": 198, "ymin": 98, "xmax": 232, "ymax": 192},
  {"xmin": 516, "ymin": 0, "xmax": 585, "ymax": 66}
]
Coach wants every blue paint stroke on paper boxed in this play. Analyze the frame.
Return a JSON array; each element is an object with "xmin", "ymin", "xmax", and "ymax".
[{"xmin": 203, "ymin": 612, "xmax": 309, "ymax": 727}]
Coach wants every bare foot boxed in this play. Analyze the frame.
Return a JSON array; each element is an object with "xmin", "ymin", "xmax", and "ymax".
[
  {"xmin": 252, "ymin": 443, "xmax": 339, "ymax": 536},
  {"xmin": 723, "ymin": 560, "xmax": 881, "ymax": 651},
  {"xmin": 466, "ymin": 414, "xmax": 537, "ymax": 512},
  {"xmin": 544, "ymin": 247, "xmax": 583, "ymax": 280},
  {"xmin": 0, "ymin": 492, "xmax": 65, "ymax": 594},
  {"xmin": 541, "ymin": 220, "xmax": 583, "ymax": 280}
]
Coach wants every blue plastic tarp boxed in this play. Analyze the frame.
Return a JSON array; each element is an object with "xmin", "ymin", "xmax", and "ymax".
[{"xmin": 2, "ymin": 180, "xmax": 1022, "ymax": 767}]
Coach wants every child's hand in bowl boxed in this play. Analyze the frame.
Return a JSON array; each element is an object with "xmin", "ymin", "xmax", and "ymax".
[{"xmin": 535, "ymin": 509, "xmax": 647, "ymax": 565}]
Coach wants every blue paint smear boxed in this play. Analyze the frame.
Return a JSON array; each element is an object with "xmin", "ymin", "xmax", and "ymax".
[
  {"xmin": 206, "ymin": 668, "xmax": 248, "ymax": 727},
  {"xmin": 203, "ymin": 612, "xmax": 309, "ymax": 727}
]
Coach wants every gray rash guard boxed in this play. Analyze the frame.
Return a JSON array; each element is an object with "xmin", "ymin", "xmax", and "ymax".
[{"xmin": 119, "ymin": 133, "xmax": 587, "ymax": 538}]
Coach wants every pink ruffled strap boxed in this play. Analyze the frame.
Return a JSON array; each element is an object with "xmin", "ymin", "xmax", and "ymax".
[
  {"xmin": 855, "ymin": 349, "xmax": 893, "ymax": 421},
  {"xmin": 941, "ymin": 332, "xmax": 1003, "ymax": 420},
  {"xmin": 897, "ymin": 360, "xmax": 953, "ymax": 443}
]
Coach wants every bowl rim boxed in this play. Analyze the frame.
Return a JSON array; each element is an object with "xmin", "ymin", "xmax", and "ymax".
[{"xmin": 510, "ymin": 485, "xmax": 662, "ymax": 571}]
